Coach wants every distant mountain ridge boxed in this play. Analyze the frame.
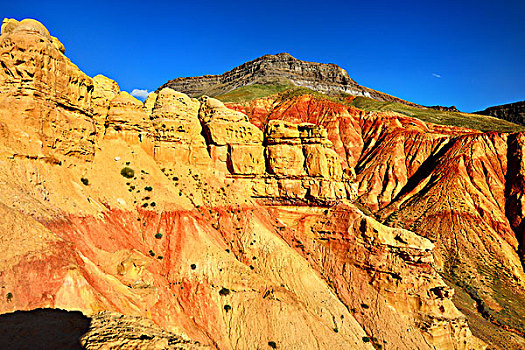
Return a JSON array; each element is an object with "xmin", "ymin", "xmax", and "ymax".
[
  {"xmin": 476, "ymin": 100, "xmax": 525, "ymax": 125},
  {"xmin": 158, "ymin": 53, "xmax": 420, "ymax": 107}
]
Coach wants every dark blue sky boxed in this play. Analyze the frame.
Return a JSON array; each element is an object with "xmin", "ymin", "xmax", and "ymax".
[{"xmin": 2, "ymin": 0, "xmax": 524, "ymax": 111}]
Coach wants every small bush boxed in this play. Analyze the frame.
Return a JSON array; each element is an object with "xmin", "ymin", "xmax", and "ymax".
[
  {"xmin": 145, "ymin": 186, "xmax": 153, "ymax": 191},
  {"xmin": 80, "ymin": 178, "xmax": 89, "ymax": 186},
  {"xmin": 268, "ymin": 341, "xmax": 277, "ymax": 349},
  {"xmin": 150, "ymin": 202, "xmax": 156, "ymax": 207},
  {"xmin": 172, "ymin": 176, "xmax": 179, "ymax": 181},
  {"xmin": 121, "ymin": 167, "xmax": 135, "ymax": 178},
  {"xmin": 224, "ymin": 304, "xmax": 231, "ymax": 312},
  {"xmin": 219, "ymin": 287, "xmax": 230, "ymax": 296},
  {"xmin": 6, "ymin": 292, "xmax": 13, "ymax": 303},
  {"xmin": 157, "ymin": 256, "xmax": 163, "ymax": 260},
  {"xmin": 142, "ymin": 203, "xmax": 148, "ymax": 208},
  {"xmin": 361, "ymin": 303, "xmax": 370, "ymax": 309},
  {"xmin": 149, "ymin": 250, "xmax": 155, "ymax": 257},
  {"xmin": 190, "ymin": 264, "xmax": 196, "ymax": 270},
  {"xmin": 155, "ymin": 233, "xmax": 163, "ymax": 239},
  {"xmin": 362, "ymin": 337, "xmax": 370, "ymax": 343}
]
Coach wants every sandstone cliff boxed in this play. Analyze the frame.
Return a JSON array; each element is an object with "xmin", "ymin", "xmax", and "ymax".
[
  {"xmin": 158, "ymin": 53, "xmax": 420, "ymax": 107},
  {"xmin": 229, "ymin": 94, "xmax": 525, "ymax": 349},
  {"xmin": 0, "ymin": 17, "xmax": 514, "ymax": 350}
]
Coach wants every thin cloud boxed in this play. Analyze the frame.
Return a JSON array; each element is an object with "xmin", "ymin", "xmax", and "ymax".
[
  {"xmin": 432, "ymin": 73, "xmax": 442, "ymax": 78},
  {"xmin": 131, "ymin": 89, "xmax": 150, "ymax": 100}
]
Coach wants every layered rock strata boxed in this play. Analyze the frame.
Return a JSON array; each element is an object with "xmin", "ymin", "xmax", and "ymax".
[
  {"xmin": 0, "ymin": 18, "xmax": 95, "ymax": 160},
  {"xmin": 81, "ymin": 311, "xmax": 209, "ymax": 349},
  {"xmin": 0, "ymin": 18, "xmax": 490, "ymax": 350},
  {"xmin": 198, "ymin": 95, "xmax": 263, "ymax": 174},
  {"xmin": 476, "ymin": 100, "xmax": 525, "ymax": 126},
  {"xmin": 158, "ymin": 53, "xmax": 420, "ymax": 106},
  {"xmin": 148, "ymin": 88, "xmax": 210, "ymax": 167},
  {"xmin": 246, "ymin": 120, "xmax": 354, "ymax": 202},
  {"xmin": 228, "ymin": 93, "xmax": 525, "ymax": 348}
]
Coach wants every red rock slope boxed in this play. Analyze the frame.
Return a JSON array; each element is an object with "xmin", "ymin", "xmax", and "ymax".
[
  {"xmin": 228, "ymin": 94, "xmax": 525, "ymax": 348},
  {"xmin": 0, "ymin": 17, "xmax": 500, "ymax": 349}
]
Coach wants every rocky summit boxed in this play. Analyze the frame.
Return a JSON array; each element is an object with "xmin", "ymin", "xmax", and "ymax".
[
  {"xmin": 158, "ymin": 53, "xmax": 419, "ymax": 106},
  {"xmin": 0, "ymin": 17, "xmax": 524, "ymax": 350}
]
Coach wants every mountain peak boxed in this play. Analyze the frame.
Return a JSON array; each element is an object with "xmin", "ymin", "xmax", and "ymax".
[
  {"xmin": 157, "ymin": 52, "xmax": 360, "ymax": 98},
  {"xmin": 157, "ymin": 53, "xmax": 420, "ymax": 107}
]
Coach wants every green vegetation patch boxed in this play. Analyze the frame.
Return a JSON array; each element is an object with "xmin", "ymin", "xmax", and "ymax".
[
  {"xmin": 120, "ymin": 167, "xmax": 135, "ymax": 178},
  {"xmin": 220, "ymin": 80, "xmax": 524, "ymax": 133},
  {"xmin": 350, "ymin": 96, "xmax": 525, "ymax": 133},
  {"xmin": 219, "ymin": 287, "xmax": 230, "ymax": 296},
  {"xmin": 216, "ymin": 81, "xmax": 292, "ymax": 103}
]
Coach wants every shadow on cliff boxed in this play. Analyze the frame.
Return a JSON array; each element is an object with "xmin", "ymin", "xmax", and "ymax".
[
  {"xmin": 505, "ymin": 133, "xmax": 525, "ymax": 270},
  {"xmin": 0, "ymin": 308, "xmax": 90, "ymax": 350}
]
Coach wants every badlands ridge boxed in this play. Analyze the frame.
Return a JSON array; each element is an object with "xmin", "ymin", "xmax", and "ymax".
[{"xmin": 0, "ymin": 18, "xmax": 523, "ymax": 349}]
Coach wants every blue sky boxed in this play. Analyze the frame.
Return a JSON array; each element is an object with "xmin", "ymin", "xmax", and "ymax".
[{"xmin": 2, "ymin": 0, "xmax": 524, "ymax": 111}]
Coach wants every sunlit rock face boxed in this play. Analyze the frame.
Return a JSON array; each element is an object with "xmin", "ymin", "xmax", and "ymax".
[
  {"xmin": 0, "ymin": 18, "xmax": 95, "ymax": 160},
  {"xmin": 5, "ymin": 16, "xmax": 524, "ymax": 350},
  {"xmin": 229, "ymin": 93, "xmax": 525, "ymax": 349}
]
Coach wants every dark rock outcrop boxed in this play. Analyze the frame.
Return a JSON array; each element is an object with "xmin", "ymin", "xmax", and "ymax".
[
  {"xmin": 476, "ymin": 100, "xmax": 525, "ymax": 125},
  {"xmin": 158, "ymin": 53, "xmax": 420, "ymax": 106},
  {"xmin": 429, "ymin": 105, "xmax": 460, "ymax": 112}
]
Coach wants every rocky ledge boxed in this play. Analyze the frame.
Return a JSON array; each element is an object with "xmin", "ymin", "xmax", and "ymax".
[{"xmin": 476, "ymin": 100, "xmax": 525, "ymax": 125}]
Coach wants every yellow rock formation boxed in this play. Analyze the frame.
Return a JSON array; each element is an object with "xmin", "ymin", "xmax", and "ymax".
[{"xmin": 0, "ymin": 18, "xmax": 491, "ymax": 350}]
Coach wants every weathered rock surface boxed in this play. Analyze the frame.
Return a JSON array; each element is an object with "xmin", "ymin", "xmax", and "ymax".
[
  {"xmin": 268, "ymin": 204, "xmax": 487, "ymax": 350},
  {"xmin": 0, "ymin": 17, "xmax": 506, "ymax": 350},
  {"xmin": 106, "ymin": 91, "xmax": 153, "ymax": 144},
  {"xmin": 0, "ymin": 17, "xmax": 95, "ymax": 160},
  {"xmin": 148, "ymin": 88, "xmax": 210, "ymax": 166},
  {"xmin": 158, "ymin": 53, "xmax": 420, "ymax": 106},
  {"xmin": 81, "ymin": 311, "xmax": 208, "ymax": 349},
  {"xmin": 228, "ymin": 93, "xmax": 525, "ymax": 349},
  {"xmin": 428, "ymin": 105, "xmax": 460, "ymax": 112},
  {"xmin": 476, "ymin": 100, "xmax": 525, "ymax": 126},
  {"xmin": 92, "ymin": 74, "xmax": 120, "ymax": 137}
]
